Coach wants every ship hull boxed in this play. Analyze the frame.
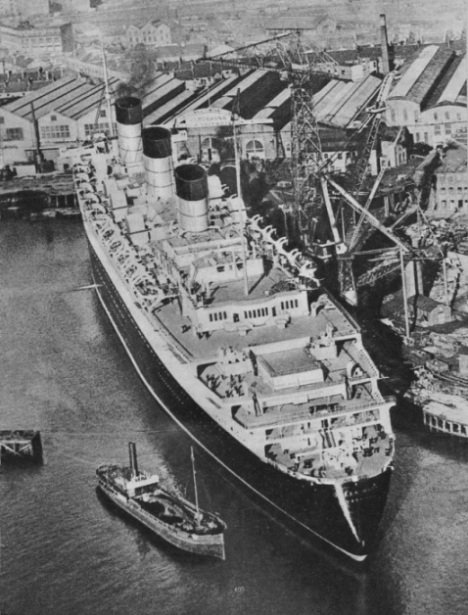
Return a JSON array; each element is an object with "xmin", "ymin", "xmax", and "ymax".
[
  {"xmin": 88, "ymin": 241, "xmax": 392, "ymax": 562},
  {"xmin": 96, "ymin": 479, "xmax": 226, "ymax": 559}
]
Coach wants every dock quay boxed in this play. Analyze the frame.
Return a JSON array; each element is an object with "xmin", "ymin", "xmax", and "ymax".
[
  {"xmin": 0, "ymin": 173, "xmax": 77, "ymax": 217},
  {"xmin": 0, "ymin": 431, "xmax": 44, "ymax": 464}
]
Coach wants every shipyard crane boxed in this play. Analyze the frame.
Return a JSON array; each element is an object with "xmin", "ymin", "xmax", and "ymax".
[
  {"xmin": 201, "ymin": 32, "xmax": 342, "ymax": 252},
  {"xmin": 201, "ymin": 36, "xmax": 425, "ymax": 307}
]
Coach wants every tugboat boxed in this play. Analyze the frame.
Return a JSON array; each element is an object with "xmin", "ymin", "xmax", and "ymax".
[{"xmin": 96, "ymin": 443, "xmax": 227, "ymax": 560}]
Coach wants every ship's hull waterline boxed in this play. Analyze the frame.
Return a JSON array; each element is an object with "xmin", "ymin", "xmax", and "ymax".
[{"xmin": 88, "ymin": 241, "xmax": 391, "ymax": 562}]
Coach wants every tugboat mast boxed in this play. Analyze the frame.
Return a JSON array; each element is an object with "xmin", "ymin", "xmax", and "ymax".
[{"xmin": 191, "ymin": 446, "xmax": 199, "ymax": 516}]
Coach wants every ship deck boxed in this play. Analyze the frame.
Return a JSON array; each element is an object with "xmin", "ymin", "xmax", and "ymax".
[
  {"xmin": 234, "ymin": 395, "xmax": 386, "ymax": 429},
  {"xmin": 153, "ymin": 298, "xmax": 358, "ymax": 364},
  {"xmin": 268, "ymin": 426, "xmax": 393, "ymax": 481}
]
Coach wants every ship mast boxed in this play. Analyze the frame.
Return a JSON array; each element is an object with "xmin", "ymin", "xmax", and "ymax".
[
  {"xmin": 191, "ymin": 446, "xmax": 200, "ymax": 517},
  {"xmin": 231, "ymin": 94, "xmax": 250, "ymax": 296},
  {"xmin": 100, "ymin": 34, "xmax": 114, "ymax": 138}
]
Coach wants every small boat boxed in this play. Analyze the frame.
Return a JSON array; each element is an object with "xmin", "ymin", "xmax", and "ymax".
[{"xmin": 96, "ymin": 443, "xmax": 226, "ymax": 560}]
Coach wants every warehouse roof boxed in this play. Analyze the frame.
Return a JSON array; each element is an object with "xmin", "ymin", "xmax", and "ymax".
[
  {"xmin": 427, "ymin": 54, "xmax": 467, "ymax": 109},
  {"xmin": 3, "ymin": 75, "xmax": 121, "ymax": 121},
  {"xmin": 167, "ymin": 74, "xmax": 240, "ymax": 118},
  {"xmin": 144, "ymin": 89, "xmax": 196, "ymax": 125},
  {"xmin": 254, "ymin": 88, "xmax": 290, "ymax": 118},
  {"xmin": 210, "ymin": 70, "xmax": 284, "ymax": 118},
  {"xmin": 211, "ymin": 70, "xmax": 271, "ymax": 108},
  {"xmin": 142, "ymin": 74, "xmax": 185, "ymax": 112},
  {"xmin": 311, "ymin": 74, "xmax": 382, "ymax": 128},
  {"xmin": 388, "ymin": 45, "xmax": 457, "ymax": 106}
]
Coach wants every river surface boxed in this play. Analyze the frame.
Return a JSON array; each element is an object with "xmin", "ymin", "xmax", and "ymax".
[{"xmin": 1, "ymin": 220, "xmax": 468, "ymax": 615}]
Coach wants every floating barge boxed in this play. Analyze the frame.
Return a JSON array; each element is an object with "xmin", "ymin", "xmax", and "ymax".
[{"xmin": 0, "ymin": 430, "xmax": 44, "ymax": 464}]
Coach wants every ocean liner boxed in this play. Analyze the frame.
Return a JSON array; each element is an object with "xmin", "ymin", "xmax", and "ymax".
[{"xmin": 71, "ymin": 96, "xmax": 395, "ymax": 561}]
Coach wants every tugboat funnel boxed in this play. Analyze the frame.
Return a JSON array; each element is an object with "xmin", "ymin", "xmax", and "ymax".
[{"xmin": 128, "ymin": 442, "xmax": 139, "ymax": 476}]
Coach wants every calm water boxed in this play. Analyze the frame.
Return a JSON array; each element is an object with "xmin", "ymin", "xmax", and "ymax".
[{"xmin": 1, "ymin": 220, "xmax": 468, "ymax": 615}]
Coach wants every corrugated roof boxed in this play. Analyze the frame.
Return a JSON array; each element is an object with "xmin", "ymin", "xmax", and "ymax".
[
  {"xmin": 390, "ymin": 45, "xmax": 439, "ymax": 99},
  {"xmin": 211, "ymin": 95, "xmax": 231, "ymax": 110},
  {"xmin": 312, "ymin": 75, "xmax": 382, "ymax": 128},
  {"xmin": 254, "ymin": 88, "xmax": 290, "ymax": 119},
  {"xmin": 389, "ymin": 45, "xmax": 457, "ymax": 106},
  {"xmin": 144, "ymin": 90, "xmax": 195, "ymax": 125},
  {"xmin": 211, "ymin": 70, "xmax": 270, "ymax": 107},
  {"xmin": 437, "ymin": 55, "xmax": 466, "ymax": 105},
  {"xmin": 3, "ymin": 75, "xmax": 121, "ymax": 121},
  {"xmin": 170, "ymin": 75, "xmax": 240, "ymax": 117},
  {"xmin": 57, "ymin": 77, "xmax": 120, "ymax": 120},
  {"xmin": 142, "ymin": 74, "xmax": 182, "ymax": 109}
]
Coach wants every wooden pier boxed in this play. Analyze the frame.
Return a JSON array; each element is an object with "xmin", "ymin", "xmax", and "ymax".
[{"xmin": 0, "ymin": 431, "xmax": 44, "ymax": 464}]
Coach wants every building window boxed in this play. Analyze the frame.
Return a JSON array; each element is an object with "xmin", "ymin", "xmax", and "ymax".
[
  {"xmin": 50, "ymin": 115, "xmax": 57, "ymax": 121},
  {"xmin": 434, "ymin": 112, "xmax": 438, "ymax": 121},
  {"xmin": 245, "ymin": 139, "xmax": 265, "ymax": 160},
  {"xmin": 5, "ymin": 127, "xmax": 23, "ymax": 140},
  {"xmin": 84, "ymin": 123, "xmax": 111, "ymax": 137},
  {"xmin": 445, "ymin": 124, "xmax": 452, "ymax": 135},
  {"xmin": 99, "ymin": 109, "xmax": 107, "ymax": 118},
  {"xmin": 41, "ymin": 125, "xmax": 70, "ymax": 140},
  {"xmin": 0, "ymin": 116, "xmax": 4, "ymax": 124},
  {"xmin": 435, "ymin": 125, "xmax": 441, "ymax": 135}
]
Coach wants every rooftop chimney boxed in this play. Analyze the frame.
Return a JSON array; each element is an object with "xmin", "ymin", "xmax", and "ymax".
[{"xmin": 380, "ymin": 14, "xmax": 391, "ymax": 75}]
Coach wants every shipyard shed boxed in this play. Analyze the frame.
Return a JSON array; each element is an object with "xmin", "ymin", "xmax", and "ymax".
[
  {"xmin": 236, "ymin": 89, "xmax": 292, "ymax": 160},
  {"xmin": 386, "ymin": 46, "xmax": 467, "ymax": 146},
  {"xmin": 143, "ymin": 89, "xmax": 199, "ymax": 127},
  {"xmin": 166, "ymin": 74, "xmax": 242, "ymax": 121},
  {"xmin": 141, "ymin": 74, "xmax": 186, "ymax": 119},
  {"xmin": 311, "ymin": 74, "xmax": 382, "ymax": 129},
  {"xmin": 209, "ymin": 70, "xmax": 285, "ymax": 119},
  {"xmin": 160, "ymin": 71, "xmax": 286, "ymax": 163},
  {"xmin": 175, "ymin": 62, "xmax": 237, "ymax": 91},
  {"xmin": 0, "ymin": 75, "xmax": 120, "ymax": 165},
  {"xmin": 278, "ymin": 75, "xmax": 382, "ymax": 162}
]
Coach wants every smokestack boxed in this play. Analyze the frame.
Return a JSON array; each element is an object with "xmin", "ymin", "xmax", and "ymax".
[
  {"xmin": 380, "ymin": 14, "xmax": 391, "ymax": 75},
  {"xmin": 142, "ymin": 126, "xmax": 175, "ymax": 199},
  {"xmin": 115, "ymin": 96, "xmax": 143, "ymax": 165},
  {"xmin": 175, "ymin": 164, "xmax": 209, "ymax": 233},
  {"xmin": 128, "ymin": 442, "xmax": 139, "ymax": 476}
]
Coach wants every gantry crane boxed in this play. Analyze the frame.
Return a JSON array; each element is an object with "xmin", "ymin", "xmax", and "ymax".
[
  {"xmin": 200, "ymin": 36, "xmax": 440, "ymax": 311},
  {"xmin": 199, "ymin": 33, "xmax": 340, "ymax": 248}
]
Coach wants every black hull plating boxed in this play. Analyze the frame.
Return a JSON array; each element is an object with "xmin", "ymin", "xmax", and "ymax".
[{"xmin": 89, "ymin": 242, "xmax": 392, "ymax": 560}]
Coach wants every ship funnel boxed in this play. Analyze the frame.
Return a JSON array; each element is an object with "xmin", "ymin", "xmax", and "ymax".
[
  {"xmin": 175, "ymin": 164, "xmax": 209, "ymax": 233},
  {"xmin": 142, "ymin": 126, "xmax": 175, "ymax": 199},
  {"xmin": 115, "ymin": 96, "xmax": 143, "ymax": 164},
  {"xmin": 128, "ymin": 442, "xmax": 139, "ymax": 476}
]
